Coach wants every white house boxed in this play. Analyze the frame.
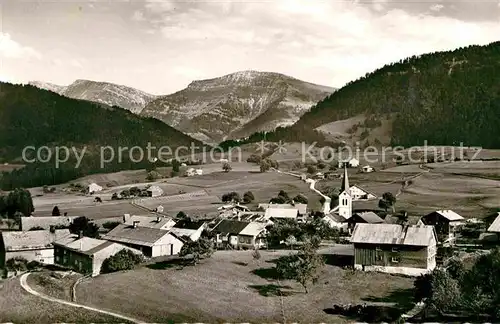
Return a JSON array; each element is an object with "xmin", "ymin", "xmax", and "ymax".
[
  {"xmin": 87, "ymin": 183, "xmax": 103, "ymax": 194},
  {"xmin": 169, "ymin": 220, "xmax": 206, "ymax": 242},
  {"xmin": 362, "ymin": 165, "xmax": 374, "ymax": 173},
  {"xmin": 322, "ymin": 213, "xmax": 348, "ymax": 231},
  {"xmin": 123, "ymin": 214, "xmax": 176, "ymax": 231},
  {"xmin": 103, "ymin": 223, "xmax": 184, "ymax": 258},
  {"xmin": 185, "ymin": 168, "xmax": 196, "ymax": 177},
  {"xmin": 348, "ymin": 185, "xmax": 377, "ymax": 201},
  {"xmin": 264, "ymin": 208, "xmax": 299, "ymax": 220},
  {"xmin": 338, "ymin": 158, "xmax": 360, "ymax": 168},
  {"xmin": 146, "ymin": 186, "xmax": 163, "ymax": 197}
]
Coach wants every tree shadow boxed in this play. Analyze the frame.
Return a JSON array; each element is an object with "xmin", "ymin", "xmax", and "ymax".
[
  {"xmin": 251, "ymin": 267, "xmax": 281, "ymax": 280},
  {"xmin": 248, "ymin": 284, "xmax": 295, "ymax": 297},
  {"xmin": 324, "ymin": 304, "xmax": 404, "ymax": 322},
  {"xmin": 362, "ymin": 288, "xmax": 415, "ymax": 310},
  {"xmin": 146, "ymin": 258, "xmax": 191, "ymax": 270}
]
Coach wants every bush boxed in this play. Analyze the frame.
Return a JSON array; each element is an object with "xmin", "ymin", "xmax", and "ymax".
[
  {"xmin": 27, "ymin": 260, "xmax": 42, "ymax": 271},
  {"xmin": 102, "ymin": 221, "xmax": 121, "ymax": 230},
  {"xmin": 5, "ymin": 257, "xmax": 28, "ymax": 272},
  {"xmin": 243, "ymin": 191, "xmax": 255, "ymax": 204},
  {"xmin": 247, "ymin": 154, "xmax": 262, "ymax": 163},
  {"xmin": 101, "ymin": 250, "xmax": 144, "ymax": 274}
]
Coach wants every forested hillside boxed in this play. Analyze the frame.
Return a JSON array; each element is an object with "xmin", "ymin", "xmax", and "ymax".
[
  {"xmin": 0, "ymin": 83, "xmax": 204, "ymax": 189},
  {"xmin": 255, "ymin": 41, "xmax": 500, "ymax": 148}
]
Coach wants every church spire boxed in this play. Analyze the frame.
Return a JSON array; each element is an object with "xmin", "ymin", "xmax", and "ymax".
[{"xmin": 341, "ymin": 166, "xmax": 349, "ymax": 192}]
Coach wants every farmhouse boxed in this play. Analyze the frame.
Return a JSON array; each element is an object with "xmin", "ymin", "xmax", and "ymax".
[
  {"xmin": 314, "ymin": 172, "xmax": 325, "ymax": 180},
  {"xmin": 146, "ymin": 186, "xmax": 163, "ymax": 197},
  {"xmin": 419, "ymin": 210, "xmax": 465, "ymax": 243},
  {"xmin": 123, "ymin": 214, "xmax": 176, "ymax": 231},
  {"xmin": 348, "ymin": 185, "xmax": 377, "ymax": 201},
  {"xmin": 87, "ymin": 183, "xmax": 103, "ymax": 194},
  {"xmin": 322, "ymin": 213, "xmax": 348, "ymax": 231},
  {"xmin": 362, "ymin": 165, "xmax": 374, "ymax": 173},
  {"xmin": 258, "ymin": 203, "xmax": 307, "ymax": 216},
  {"xmin": 347, "ymin": 212, "xmax": 385, "ymax": 233},
  {"xmin": 487, "ymin": 212, "xmax": 500, "ymax": 239},
  {"xmin": 351, "ymin": 223, "xmax": 437, "ymax": 276},
  {"xmin": 0, "ymin": 229, "xmax": 71, "ymax": 267},
  {"xmin": 264, "ymin": 207, "xmax": 299, "ymax": 220},
  {"xmin": 102, "ymin": 223, "xmax": 184, "ymax": 258},
  {"xmin": 212, "ymin": 219, "xmax": 267, "ymax": 249},
  {"xmin": 338, "ymin": 158, "xmax": 360, "ymax": 168},
  {"xmin": 169, "ymin": 219, "xmax": 206, "ymax": 242},
  {"xmin": 20, "ymin": 216, "xmax": 79, "ymax": 231},
  {"xmin": 53, "ymin": 234, "xmax": 142, "ymax": 276}
]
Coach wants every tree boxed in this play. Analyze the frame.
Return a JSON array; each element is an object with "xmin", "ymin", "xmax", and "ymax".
[
  {"xmin": 94, "ymin": 196, "xmax": 102, "ymax": 203},
  {"xmin": 222, "ymin": 162, "xmax": 232, "ymax": 172},
  {"xmin": 52, "ymin": 206, "xmax": 61, "ymax": 216},
  {"xmin": 380, "ymin": 192, "xmax": 396, "ymax": 213},
  {"xmin": 176, "ymin": 211, "xmax": 188, "ymax": 219},
  {"xmin": 101, "ymin": 250, "xmax": 144, "ymax": 274},
  {"xmin": 447, "ymin": 258, "xmax": 466, "ymax": 281},
  {"xmin": 259, "ymin": 159, "xmax": 271, "ymax": 173},
  {"xmin": 307, "ymin": 165, "xmax": 317, "ymax": 174},
  {"xmin": 285, "ymin": 235, "xmax": 297, "ymax": 249},
  {"xmin": 5, "ymin": 257, "xmax": 28, "ymax": 272},
  {"xmin": 172, "ymin": 159, "xmax": 180, "ymax": 173},
  {"xmin": 178, "ymin": 237, "xmax": 214, "ymax": 265},
  {"xmin": 221, "ymin": 192, "xmax": 240, "ymax": 203},
  {"xmin": 69, "ymin": 216, "xmax": 100, "ymax": 238},
  {"xmin": 111, "ymin": 193, "xmax": 119, "ymax": 200},
  {"xmin": 129, "ymin": 186, "xmax": 141, "ymax": 196},
  {"xmin": 276, "ymin": 240, "xmax": 325, "ymax": 293},
  {"xmin": 429, "ymin": 269, "xmax": 462, "ymax": 313},
  {"xmin": 102, "ymin": 221, "xmax": 121, "ymax": 230},
  {"xmin": 146, "ymin": 171, "xmax": 161, "ymax": 181},
  {"xmin": 0, "ymin": 188, "xmax": 34, "ymax": 218},
  {"xmin": 278, "ymin": 190, "xmax": 289, "ymax": 201},
  {"xmin": 243, "ymin": 191, "xmax": 255, "ymax": 204},
  {"xmin": 292, "ymin": 194, "xmax": 308, "ymax": 204},
  {"xmin": 247, "ymin": 154, "xmax": 262, "ymax": 164}
]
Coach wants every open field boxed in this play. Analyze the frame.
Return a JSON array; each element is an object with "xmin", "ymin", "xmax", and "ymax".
[
  {"xmin": 0, "ymin": 276, "xmax": 124, "ymax": 323},
  {"xmin": 75, "ymin": 250, "xmax": 415, "ymax": 323}
]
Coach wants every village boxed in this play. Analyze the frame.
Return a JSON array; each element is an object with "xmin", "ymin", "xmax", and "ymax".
[{"xmin": 1, "ymin": 149, "xmax": 500, "ymax": 323}]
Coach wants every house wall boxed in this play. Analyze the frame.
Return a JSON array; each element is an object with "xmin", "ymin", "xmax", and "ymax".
[
  {"xmin": 4, "ymin": 248, "xmax": 55, "ymax": 266},
  {"xmin": 151, "ymin": 234, "xmax": 184, "ymax": 257},
  {"xmin": 189, "ymin": 227, "xmax": 204, "ymax": 242},
  {"xmin": 421, "ymin": 213, "xmax": 452, "ymax": 241},
  {"xmin": 54, "ymin": 246, "xmax": 93, "ymax": 275},
  {"xmin": 353, "ymin": 243, "xmax": 429, "ymax": 274},
  {"xmin": 349, "ymin": 186, "xmax": 376, "ymax": 200}
]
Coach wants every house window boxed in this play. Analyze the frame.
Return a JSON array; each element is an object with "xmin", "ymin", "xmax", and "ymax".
[
  {"xmin": 391, "ymin": 256, "xmax": 400, "ymax": 263},
  {"xmin": 391, "ymin": 247, "xmax": 399, "ymax": 253}
]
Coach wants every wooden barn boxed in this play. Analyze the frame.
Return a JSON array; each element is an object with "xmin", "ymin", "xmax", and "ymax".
[{"xmin": 351, "ymin": 223, "xmax": 438, "ymax": 276}]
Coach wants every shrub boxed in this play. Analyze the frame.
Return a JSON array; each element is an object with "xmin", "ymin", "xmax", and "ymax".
[
  {"xmin": 243, "ymin": 191, "xmax": 255, "ymax": 204},
  {"xmin": 6, "ymin": 257, "xmax": 28, "ymax": 272},
  {"xmin": 102, "ymin": 221, "xmax": 121, "ymax": 230},
  {"xmin": 101, "ymin": 250, "xmax": 144, "ymax": 274}
]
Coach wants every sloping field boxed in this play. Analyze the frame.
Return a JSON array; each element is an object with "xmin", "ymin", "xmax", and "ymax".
[{"xmin": 75, "ymin": 250, "xmax": 415, "ymax": 323}]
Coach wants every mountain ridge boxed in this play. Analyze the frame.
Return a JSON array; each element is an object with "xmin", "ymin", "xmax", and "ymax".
[{"xmin": 141, "ymin": 70, "xmax": 335, "ymax": 144}]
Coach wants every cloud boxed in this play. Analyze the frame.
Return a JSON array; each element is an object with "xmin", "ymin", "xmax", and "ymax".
[
  {"xmin": 0, "ymin": 33, "xmax": 42, "ymax": 60},
  {"xmin": 430, "ymin": 4, "xmax": 445, "ymax": 12}
]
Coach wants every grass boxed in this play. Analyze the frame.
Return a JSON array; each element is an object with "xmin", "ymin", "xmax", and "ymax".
[
  {"xmin": 74, "ymin": 250, "xmax": 415, "ymax": 323},
  {"xmin": 27, "ymin": 271, "xmax": 82, "ymax": 302},
  {"xmin": 0, "ymin": 276, "xmax": 126, "ymax": 323}
]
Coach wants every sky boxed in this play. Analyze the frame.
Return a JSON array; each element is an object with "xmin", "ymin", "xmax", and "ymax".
[{"xmin": 1, "ymin": 0, "xmax": 500, "ymax": 95}]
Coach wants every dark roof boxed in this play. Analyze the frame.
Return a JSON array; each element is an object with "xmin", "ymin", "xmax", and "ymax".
[
  {"xmin": 103, "ymin": 224, "xmax": 172, "ymax": 247},
  {"xmin": 352, "ymin": 212, "xmax": 385, "ymax": 224},
  {"xmin": 173, "ymin": 219, "xmax": 205, "ymax": 230},
  {"xmin": 212, "ymin": 219, "xmax": 250, "ymax": 235}
]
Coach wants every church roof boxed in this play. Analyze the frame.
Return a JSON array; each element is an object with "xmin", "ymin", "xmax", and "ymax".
[{"xmin": 341, "ymin": 166, "xmax": 349, "ymax": 192}]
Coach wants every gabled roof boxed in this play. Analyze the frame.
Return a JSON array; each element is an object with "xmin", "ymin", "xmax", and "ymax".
[
  {"xmin": 103, "ymin": 224, "xmax": 173, "ymax": 247},
  {"xmin": 352, "ymin": 212, "xmax": 385, "ymax": 224},
  {"xmin": 258, "ymin": 203, "xmax": 307, "ymax": 215},
  {"xmin": 351, "ymin": 223, "xmax": 436, "ymax": 247},
  {"xmin": 2, "ymin": 229, "xmax": 71, "ymax": 251},
  {"xmin": 264, "ymin": 208, "xmax": 298, "ymax": 219},
  {"xmin": 349, "ymin": 185, "xmax": 378, "ymax": 198},
  {"xmin": 21, "ymin": 216, "xmax": 79, "ymax": 231},
  {"xmin": 54, "ymin": 234, "xmax": 115, "ymax": 255},
  {"xmin": 239, "ymin": 222, "xmax": 267, "ymax": 237},
  {"xmin": 324, "ymin": 213, "xmax": 347, "ymax": 223},
  {"xmin": 212, "ymin": 219, "xmax": 250, "ymax": 235},
  {"xmin": 124, "ymin": 215, "xmax": 174, "ymax": 229},
  {"xmin": 147, "ymin": 185, "xmax": 163, "ymax": 192},
  {"xmin": 169, "ymin": 227, "xmax": 197, "ymax": 239},
  {"xmin": 487, "ymin": 212, "xmax": 500, "ymax": 233},
  {"xmin": 425, "ymin": 210, "xmax": 464, "ymax": 222},
  {"xmin": 173, "ymin": 219, "xmax": 205, "ymax": 230}
]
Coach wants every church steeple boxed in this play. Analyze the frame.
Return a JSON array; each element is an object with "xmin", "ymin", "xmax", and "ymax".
[{"xmin": 341, "ymin": 166, "xmax": 349, "ymax": 192}]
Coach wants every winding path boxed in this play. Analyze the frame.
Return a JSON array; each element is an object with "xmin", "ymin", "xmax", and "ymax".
[{"xmin": 20, "ymin": 273, "xmax": 144, "ymax": 324}]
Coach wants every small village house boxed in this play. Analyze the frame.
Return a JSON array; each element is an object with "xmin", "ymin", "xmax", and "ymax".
[
  {"xmin": 362, "ymin": 165, "xmax": 374, "ymax": 173},
  {"xmin": 185, "ymin": 167, "xmax": 203, "ymax": 177},
  {"xmin": 347, "ymin": 212, "xmax": 385, "ymax": 234},
  {"xmin": 0, "ymin": 229, "xmax": 70, "ymax": 267},
  {"xmin": 348, "ymin": 185, "xmax": 378, "ymax": 201},
  {"xmin": 146, "ymin": 186, "xmax": 163, "ymax": 197},
  {"xmin": 211, "ymin": 219, "xmax": 267, "ymax": 249},
  {"xmin": 487, "ymin": 212, "xmax": 500, "ymax": 240},
  {"xmin": 20, "ymin": 216, "xmax": 79, "ymax": 231},
  {"xmin": 338, "ymin": 158, "xmax": 360, "ymax": 168},
  {"xmin": 419, "ymin": 210, "xmax": 465, "ymax": 244},
  {"xmin": 258, "ymin": 203, "xmax": 307, "ymax": 216},
  {"xmin": 264, "ymin": 207, "xmax": 299, "ymax": 220},
  {"xmin": 87, "ymin": 183, "xmax": 103, "ymax": 194},
  {"xmin": 53, "ymin": 234, "xmax": 143, "ymax": 276},
  {"xmin": 321, "ymin": 213, "xmax": 348, "ymax": 231},
  {"xmin": 351, "ymin": 223, "xmax": 438, "ymax": 276},
  {"xmin": 123, "ymin": 214, "xmax": 176, "ymax": 231},
  {"xmin": 169, "ymin": 219, "xmax": 206, "ymax": 242},
  {"xmin": 314, "ymin": 172, "xmax": 325, "ymax": 180},
  {"xmin": 103, "ymin": 223, "xmax": 184, "ymax": 258}
]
